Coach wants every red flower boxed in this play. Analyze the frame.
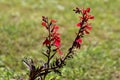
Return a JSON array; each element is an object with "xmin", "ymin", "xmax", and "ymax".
[
  {"xmin": 82, "ymin": 9, "xmax": 87, "ymax": 14},
  {"xmin": 57, "ymin": 48, "xmax": 63, "ymax": 55},
  {"xmin": 75, "ymin": 38, "xmax": 82, "ymax": 49},
  {"xmin": 86, "ymin": 26, "xmax": 92, "ymax": 30},
  {"xmin": 51, "ymin": 19, "xmax": 57, "ymax": 23},
  {"xmin": 84, "ymin": 30, "xmax": 89, "ymax": 34},
  {"xmin": 86, "ymin": 8, "xmax": 90, "ymax": 13},
  {"xmin": 54, "ymin": 40, "xmax": 61, "ymax": 47},
  {"xmin": 84, "ymin": 24, "xmax": 92, "ymax": 31},
  {"xmin": 43, "ymin": 38, "xmax": 50, "ymax": 45},
  {"xmin": 53, "ymin": 25, "xmax": 59, "ymax": 32},
  {"xmin": 54, "ymin": 25, "xmax": 59, "ymax": 30},
  {"xmin": 52, "ymin": 35, "xmax": 61, "ymax": 47},
  {"xmin": 76, "ymin": 38, "xmax": 82, "ymax": 44},
  {"xmin": 41, "ymin": 21, "xmax": 47, "ymax": 27},
  {"xmin": 89, "ymin": 15, "xmax": 94, "ymax": 19},
  {"xmin": 76, "ymin": 22, "xmax": 81, "ymax": 27}
]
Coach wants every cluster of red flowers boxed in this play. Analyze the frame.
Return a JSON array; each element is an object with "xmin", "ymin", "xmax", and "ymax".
[
  {"xmin": 74, "ymin": 7, "xmax": 94, "ymax": 48},
  {"xmin": 24, "ymin": 7, "xmax": 94, "ymax": 80},
  {"xmin": 41, "ymin": 16, "xmax": 62, "ymax": 55},
  {"xmin": 41, "ymin": 7, "xmax": 94, "ymax": 54}
]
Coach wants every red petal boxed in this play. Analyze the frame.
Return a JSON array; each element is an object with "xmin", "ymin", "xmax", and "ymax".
[
  {"xmin": 54, "ymin": 40, "xmax": 61, "ymax": 47},
  {"xmin": 53, "ymin": 25, "xmax": 59, "ymax": 32},
  {"xmin": 76, "ymin": 38, "xmax": 82, "ymax": 44},
  {"xmin": 84, "ymin": 30, "xmax": 90, "ymax": 34},
  {"xmin": 76, "ymin": 23, "xmax": 81, "ymax": 27},
  {"xmin": 51, "ymin": 19, "xmax": 57, "ymax": 23},
  {"xmin": 41, "ymin": 21, "xmax": 46, "ymax": 26},
  {"xmin": 86, "ymin": 26, "xmax": 92, "ymax": 30},
  {"xmin": 82, "ymin": 9, "xmax": 86, "ymax": 14},
  {"xmin": 89, "ymin": 16, "xmax": 94, "ymax": 19},
  {"xmin": 57, "ymin": 49, "xmax": 63, "ymax": 55},
  {"xmin": 43, "ymin": 39, "xmax": 50, "ymax": 45},
  {"xmin": 54, "ymin": 25, "xmax": 59, "ymax": 30},
  {"xmin": 86, "ymin": 8, "xmax": 90, "ymax": 13}
]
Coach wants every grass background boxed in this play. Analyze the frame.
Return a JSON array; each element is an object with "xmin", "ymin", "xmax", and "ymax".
[{"xmin": 0, "ymin": 0, "xmax": 120, "ymax": 80}]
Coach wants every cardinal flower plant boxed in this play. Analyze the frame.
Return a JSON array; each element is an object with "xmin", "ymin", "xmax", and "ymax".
[{"xmin": 23, "ymin": 7, "xmax": 94, "ymax": 80}]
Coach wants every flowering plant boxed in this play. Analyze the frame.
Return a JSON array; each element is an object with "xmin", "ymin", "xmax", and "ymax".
[{"xmin": 23, "ymin": 7, "xmax": 94, "ymax": 80}]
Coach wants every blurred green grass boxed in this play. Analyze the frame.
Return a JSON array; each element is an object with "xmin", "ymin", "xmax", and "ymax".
[{"xmin": 0, "ymin": 0, "xmax": 120, "ymax": 80}]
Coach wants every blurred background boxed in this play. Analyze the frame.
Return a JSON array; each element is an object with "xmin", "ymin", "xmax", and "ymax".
[{"xmin": 0, "ymin": 0, "xmax": 120, "ymax": 80}]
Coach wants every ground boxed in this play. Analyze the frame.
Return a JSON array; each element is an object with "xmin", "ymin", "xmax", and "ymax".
[{"xmin": 0, "ymin": 0, "xmax": 120, "ymax": 80}]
